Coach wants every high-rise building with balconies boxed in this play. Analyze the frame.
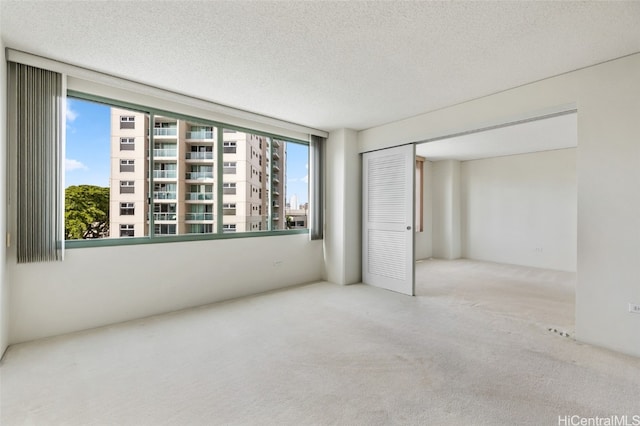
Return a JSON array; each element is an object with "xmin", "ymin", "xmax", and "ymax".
[{"xmin": 110, "ymin": 108, "xmax": 286, "ymax": 237}]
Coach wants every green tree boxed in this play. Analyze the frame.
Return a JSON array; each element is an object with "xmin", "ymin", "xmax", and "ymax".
[{"xmin": 65, "ymin": 185, "xmax": 110, "ymax": 239}]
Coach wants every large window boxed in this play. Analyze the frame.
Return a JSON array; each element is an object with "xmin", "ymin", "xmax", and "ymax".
[{"xmin": 64, "ymin": 95, "xmax": 310, "ymax": 245}]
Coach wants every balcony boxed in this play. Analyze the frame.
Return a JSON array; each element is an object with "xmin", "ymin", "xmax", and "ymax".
[
  {"xmin": 153, "ymin": 213, "xmax": 177, "ymax": 221},
  {"xmin": 186, "ymin": 130, "xmax": 214, "ymax": 140},
  {"xmin": 153, "ymin": 170, "xmax": 177, "ymax": 179},
  {"xmin": 153, "ymin": 191, "xmax": 177, "ymax": 200},
  {"xmin": 272, "ymin": 161, "xmax": 280, "ymax": 171},
  {"xmin": 153, "ymin": 149, "xmax": 177, "ymax": 158},
  {"xmin": 272, "ymin": 174, "xmax": 280, "ymax": 183},
  {"xmin": 272, "ymin": 140, "xmax": 281, "ymax": 148},
  {"xmin": 272, "ymin": 187, "xmax": 280, "ymax": 196},
  {"xmin": 185, "ymin": 213, "xmax": 214, "ymax": 221},
  {"xmin": 186, "ymin": 192, "xmax": 214, "ymax": 201},
  {"xmin": 272, "ymin": 151, "xmax": 280, "ymax": 160},
  {"xmin": 186, "ymin": 171, "xmax": 214, "ymax": 180},
  {"xmin": 154, "ymin": 128, "xmax": 177, "ymax": 137},
  {"xmin": 186, "ymin": 152, "xmax": 213, "ymax": 161}
]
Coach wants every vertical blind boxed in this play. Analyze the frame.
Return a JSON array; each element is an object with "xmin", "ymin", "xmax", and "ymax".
[{"xmin": 9, "ymin": 62, "xmax": 63, "ymax": 263}]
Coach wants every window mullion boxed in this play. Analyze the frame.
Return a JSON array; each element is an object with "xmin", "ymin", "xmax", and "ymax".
[
  {"xmin": 267, "ymin": 137, "xmax": 273, "ymax": 231},
  {"xmin": 149, "ymin": 112, "xmax": 155, "ymax": 239},
  {"xmin": 216, "ymin": 126, "xmax": 223, "ymax": 234}
]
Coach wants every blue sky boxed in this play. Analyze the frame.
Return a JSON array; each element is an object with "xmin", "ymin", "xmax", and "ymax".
[
  {"xmin": 65, "ymin": 98, "xmax": 309, "ymax": 205},
  {"xmin": 284, "ymin": 142, "xmax": 309, "ymax": 207},
  {"xmin": 65, "ymin": 98, "xmax": 111, "ymax": 187}
]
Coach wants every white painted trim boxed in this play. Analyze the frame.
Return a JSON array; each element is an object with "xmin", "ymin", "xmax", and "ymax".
[
  {"xmin": 416, "ymin": 108, "xmax": 577, "ymax": 145},
  {"xmin": 6, "ymin": 49, "xmax": 329, "ymax": 140}
]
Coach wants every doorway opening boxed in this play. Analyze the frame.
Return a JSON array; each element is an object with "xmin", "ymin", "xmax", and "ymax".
[{"xmin": 413, "ymin": 111, "xmax": 577, "ymax": 333}]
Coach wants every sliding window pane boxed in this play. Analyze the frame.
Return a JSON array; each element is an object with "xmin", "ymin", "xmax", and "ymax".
[
  {"xmin": 151, "ymin": 115, "xmax": 179, "ymax": 236},
  {"xmin": 280, "ymin": 140, "xmax": 309, "ymax": 230},
  {"xmin": 65, "ymin": 98, "xmax": 149, "ymax": 240},
  {"xmin": 152, "ymin": 115, "xmax": 217, "ymax": 236},
  {"xmin": 222, "ymin": 129, "xmax": 269, "ymax": 233},
  {"xmin": 219, "ymin": 131, "xmax": 308, "ymax": 233}
]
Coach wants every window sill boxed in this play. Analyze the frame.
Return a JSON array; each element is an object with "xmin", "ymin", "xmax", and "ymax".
[{"xmin": 64, "ymin": 229, "xmax": 311, "ymax": 249}]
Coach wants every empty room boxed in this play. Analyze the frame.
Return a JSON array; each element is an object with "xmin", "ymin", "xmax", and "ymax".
[
  {"xmin": 415, "ymin": 113, "xmax": 577, "ymax": 334},
  {"xmin": 2, "ymin": 1, "xmax": 640, "ymax": 425}
]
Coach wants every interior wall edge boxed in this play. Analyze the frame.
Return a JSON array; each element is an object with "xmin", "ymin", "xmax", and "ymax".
[{"xmin": 0, "ymin": 37, "xmax": 9, "ymax": 357}]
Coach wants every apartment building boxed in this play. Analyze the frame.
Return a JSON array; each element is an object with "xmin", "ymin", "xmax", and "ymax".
[{"xmin": 110, "ymin": 108, "xmax": 286, "ymax": 237}]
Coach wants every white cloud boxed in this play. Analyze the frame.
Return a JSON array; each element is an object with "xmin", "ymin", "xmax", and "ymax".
[
  {"xmin": 65, "ymin": 158, "xmax": 88, "ymax": 172},
  {"xmin": 66, "ymin": 108, "xmax": 78, "ymax": 123},
  {"xmin": 305, "ymin": 163, "xmax": 309, "ymax": 169},
  {"xmin": 302, "ymin": 174, "xmax": 308, "ymax": 184}
]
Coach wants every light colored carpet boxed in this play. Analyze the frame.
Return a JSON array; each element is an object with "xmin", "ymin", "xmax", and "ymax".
[
  {"xmin": 415, "ymin": 258, "xmax": 576, "ymax": 334},
  {"xmin": 1, "ymin": 259, "xmax": 639, "ymax": 425}
]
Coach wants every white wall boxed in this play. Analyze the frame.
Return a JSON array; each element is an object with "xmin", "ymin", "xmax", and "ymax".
[
  {"xmin": 323, "ymin": 129, "xmax": 361, "ymax": 285},
  {"xmin": 8, "ymin": 235, "xmax": 323, "ymax": 343},
  {"xmin": 359, "ymin": 53, "xmax": 640, "ymax": 358},
  {"xmin": 431, "ymin": 160, "xmax": 462, "ymax": 260},
  {"xmin": 343, "ymin": 131, "xmax": 362, "ymax": 285},
  {"xmin": 3, "ymin": 52, "xmax": 326, "ymax": 344},
  {"xmin": 461, "ymin": 149, "xmax": 577, "ymax": 271},
  {"xmin": 0, "ymin": 34, "xmax": 10, "ymax": 357},
  {"xmin": 415, "ymin": 160, "xmax": 433, "ymax": 260}
]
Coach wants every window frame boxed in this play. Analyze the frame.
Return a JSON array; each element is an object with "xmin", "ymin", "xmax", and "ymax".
[
  {"xmin": 119, "ymin": 202, "xmax": 135, "ymax": 216},
  {"xmin": 223, "ymin": 224, "xmax": 237, "ymax": 233},
  {"xmin": 119, "ymin": 137, "xmax": 135, "ymax": 150},
  {"xmin": 65, "ymin": 90, "xmax": 311, "ymax": 249},
  {"xmin": 222, "ymin": 161, "xmax": 237, "ymax": 174},
  {"xmin": 119, "ymin": 180, "xmax": 135, "ymax": 194},
  {"xmin": 223, "ymin": 141, "xmax": 237, "ymax": 153},
  {"xmin": 119, "ymin": 159, "xmax": 135, "ymax": 172},
  {"xmin": 119, "ymin": 224, "xmax": 135, "ymax": 237},
  {"xmin": 119, "ymin": 115, "xmax": 136, "ymax": 129}
]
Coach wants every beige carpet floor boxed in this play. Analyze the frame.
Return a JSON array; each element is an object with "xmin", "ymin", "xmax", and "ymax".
[{"xmin": 1, "ymin": 259, "xmax": 639, "ymax": 425}]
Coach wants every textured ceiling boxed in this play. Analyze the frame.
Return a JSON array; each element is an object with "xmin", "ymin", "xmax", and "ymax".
[{"xmin": 2, "ymin": 1, "xmax": 640, "ymax": 131}]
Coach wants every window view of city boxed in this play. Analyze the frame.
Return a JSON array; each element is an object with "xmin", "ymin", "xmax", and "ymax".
[{"xmin": 65, "ymin": 98, "xmax": 309, "ymax": 240}]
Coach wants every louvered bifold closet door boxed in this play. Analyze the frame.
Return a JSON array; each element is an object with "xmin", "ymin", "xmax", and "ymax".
[
  {"xmin": 362, "ymin": 144, "xmax": 415, "ymax": 295},
  {"xmin": 9, "ymin": 62, "xmax": 64, "ymax": 263}
]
